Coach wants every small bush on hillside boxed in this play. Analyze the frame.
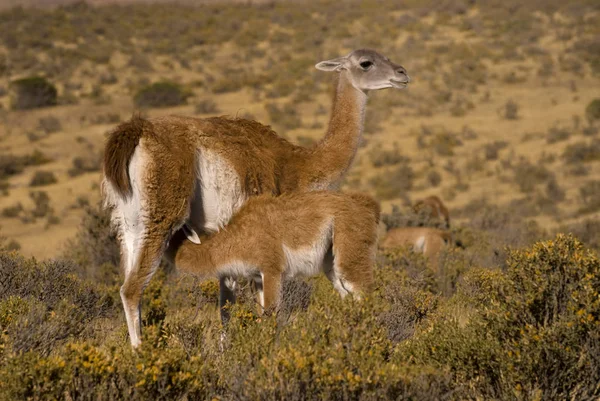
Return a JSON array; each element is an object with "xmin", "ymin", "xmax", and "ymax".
[
  {"xmin": 586, "ymin": 98, "xmax": 600, "ymax": 123},
  {"xmin": 134, "ymin": 82, "xmax": 189, "ymax": 108},
  {"xmin": 89, "ymin": 113, "xmax": 121, "ymax": 125},
  {"xmin": 29, "ymin": 171, "xmax": 57, "ymax": 187},
  {"xmin": 431, "ymin": 132, "xmax": 462, "ymax": 156},
  {"xmin": 426, "ymin": 170, "xmax": 442, "ymax": 187},
  {"xmin": 11, "ymin": 77, "xmax": 57, "ymax": 110},
  {"xmin": 128, "ymin": 53, "xmax": 154, "ymax": 72},
  {"xmin": 578, "ymin": 180, "xmax": 600, "ymax": 215},
  {"xmin": 369, "ymin": 163, "xmax": 414, "ymax": 200},
  {"xmin": 64, "ymin": 204, "xmax": 119, "ymax": 284},
  {"xmin": 512, "ymin": 159, "xmax": 553, "ymax": 192},
  {"xmin": 0, "ymin": 150, "xmax": 51, "ymax": 180},
  {"xmin": 562, "ymin": 139, "xmax": 600, "ymax": 163},
  {"xmin": 545, "ymin": 177, "xmax": 565, "ymax": 203},
  {"xmin": 500, "ymin": 99, "xmax": 519, "ymax": 120},
  {"xmin": 68, "ymin": 156, "xmax": 101, "ymax": 177},
  {"xmin": 194, "ymin": 99, "xmax": 220, "ymax": 115},
  {"xmin": 546, "ymin": 126, "xmax": 571, "ymax": 144},
  {"xmin": 29, "ymin": 191, "xmax": 52, "ymax": 218},
  {"xmin": 369, "ymin": 143, "xmax": 408, "ymax": 167},
  {"xmin": 483, "ymin": 140, "xmax": 508, "ymax": 160},
  {"xmin": 37, "ymin": 116, "xmax": 62, "ymax": 134},
  {"xmin": 2, "ymin": 203, "xmax": 23, "ymax": 218},
  {"xmin": 265, "ymin": 102, "xmax": 302, "ymax": 131}
]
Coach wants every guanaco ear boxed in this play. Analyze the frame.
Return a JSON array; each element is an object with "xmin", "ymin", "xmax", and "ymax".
[
  {"xmin": 315, "ymin": 56, "xmax": 348, "ymax": 72},
  {"xmin": 183, "ymin": 224, "xmax": 201, "ymax": 244}
]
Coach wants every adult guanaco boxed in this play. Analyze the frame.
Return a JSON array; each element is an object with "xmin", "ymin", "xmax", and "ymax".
[{"xmin": 103, "ymin": 49, "xmax": 410, "ymax": 347}]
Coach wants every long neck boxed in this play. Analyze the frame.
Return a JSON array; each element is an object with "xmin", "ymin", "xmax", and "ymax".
[{"xmin": 304, "ymin": 71, "xmax": 368, "ymax": 189}]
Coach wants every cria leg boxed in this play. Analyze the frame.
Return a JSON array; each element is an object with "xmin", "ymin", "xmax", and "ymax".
[
  {"xmin": 219, "ymin": 276, "xmax": 237, "ymax": 324},
  {"xmin": 259, "ymin": 272, "xmax": 282, "ymax": 315}
]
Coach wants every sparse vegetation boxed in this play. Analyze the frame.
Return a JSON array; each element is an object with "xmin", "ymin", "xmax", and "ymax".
[
  {"xmin": 2, "ymin": 203, "xmax": 23, "ymax": 218},
  {"xmin": 10, "ymin": 76, "xmax": 57, "ymax": 110},
  {"xmin": 586, "ymin": 98, "xmax": 600, "ymax": 123},
  {"xmin": 0, "ymin": 150, "xmax": 51, "ymax": 181},
  {"xmin": 37, "ymin": 116, "xmax": 62, "ymax": 134},
  {"xmin": 194, "ymin": 99, "xmax": 220, "ymax": 115},
  {"xmin": 68, "ymin": 156, "xmax": 101, "ymax": 177},
  {"xmin": 29, "ymin": 171, "xmax": 57, "ymax": 187},
  {"xmin": 369, "ymin": 163, "xmax": 414, "ymax": 200},
  {"xmin": 369, "ymin": 143, "xmax": 408, "ymax": 167},
  {"xmin": 265, "ymin": 102, "xmax": 302, "ymax": 131},
  {"xmin": 134, "ymin": 81, "xmax": 189, "ymax": 108},
  {"xmin": 29, "ymin": 191, "xmax": 52, "ymax": 218},
  {"xmin": 562, "ymin": 139, "xmax": 600, "ymax": 163},
  {"xmin": 501, "ymin": 99, "xmax": 520, "ymax": 120},
  {"xmin": 513, "ymin": 159, "xmax": 553, "ymax": 193}
]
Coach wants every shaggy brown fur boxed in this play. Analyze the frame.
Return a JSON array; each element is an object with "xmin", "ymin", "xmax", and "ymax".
[
  {"xmin": 103, "ymin": 114, "xmax": 150, "ymax": 198},
  {"xmin": 166, "ymin": 191, "xmax": 381, "ymax": 311},
  {"xmin": 413, "ymin": 195, "xmax": 450, "ymax": 228},
  {"xmin": 381, "ymin": 226, "xmax": 452, "ymax": 269}
]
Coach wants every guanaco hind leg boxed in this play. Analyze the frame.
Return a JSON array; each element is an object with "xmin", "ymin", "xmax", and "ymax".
[{"xmin": 120, "ymin": 233, "xmax": 166, "ymax": 348}]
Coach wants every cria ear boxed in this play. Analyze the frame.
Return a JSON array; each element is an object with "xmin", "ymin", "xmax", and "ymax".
[
  {"xmin": 183, "ymin": 223, "xmax": 201, "ymax": 244},
  {"xmin": 315, "ymin": 56, "xmax": 348, "ymax": 72}
]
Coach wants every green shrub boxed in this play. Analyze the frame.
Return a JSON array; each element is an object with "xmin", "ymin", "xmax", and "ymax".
[
  {"xmin": 426, "ymin": 170, "xmax": 442, "ymax": 187},
  {"xmin": 194, "ymin": 99, "xmax": 220, "ymax": 114},
  {"xmin": 29, "ymin": 191, "xmax": 52, "ymax": 218},
  {"xmin": 68, "ymin": 156, "xmax": 101, "ymax": 177},
  {"xmin": 578, "ymin": 180, "xmax": 600, "ymax": 215},
  {"xmin": 29, "ymin": 171, "xmax": 57, "ymax": 187},
  {"xmin": 63, "ymin": 204, "xmax": 119, "ymax": 284},
  {"xmin": 2, "ymin": 203, "xmax": 22, "ymax": 218},
  {"xmin": 562, "ymin": 139, "xmax": 600, "ymax": 163},
  {"xmin": 512, "ymin": 159, "xmax": 553, "ymax": 192},
  {"xmin": 586, "ymin": 98, "xmax": 600, "ymax": 122},
  {"xmin": 10, "ymin": 76, "xmax": 57, "ymax": 110},
  {"xmin": 401, "ymin": 235, "xmax": 600, "ymax": 399},
  {"xmin": 501, "ymin": 99, "xmax": 519, "ymax": 120},
  {"xmin": 134, "ymin": 81, "xmax": 189, "ymax": 108},
  {"xmin": 368, "ymin": 143, "xmax": 408, "ymax": 167},
  {"xmin": 369, "ymin": 163, "xmax": 414, "ymax": 200},
  {"xmin": 483, "ymin": 140, "xmax": 508, "ymax": 160},
  {"xmin": 0, "ymin": 150, "xmax": 51, "ymax": 180},
  {"xmin": 546, "ymin": 126, "xmax": 571, "ymax": 144},
  {"xmin": 37, "ymin": 116, "xmax": 62, "ymax": 134},
  {"xmin": 265, "ymin": 102, "xmax": 302, "ymax": 131}
]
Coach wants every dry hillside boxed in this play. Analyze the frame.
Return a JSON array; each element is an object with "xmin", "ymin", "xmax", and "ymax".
[{"xmin": 0, "ymin": 0, "xmax": 599, "ymax": 258}]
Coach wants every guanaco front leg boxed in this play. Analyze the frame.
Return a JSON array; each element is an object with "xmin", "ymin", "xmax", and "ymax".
[{"xmin": 257, "ymin": 272, "xmax": 281, "ymax": 315}]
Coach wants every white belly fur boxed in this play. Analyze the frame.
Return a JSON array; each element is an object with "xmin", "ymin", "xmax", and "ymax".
[
  {"xmin": 283, "ymin": 219, "xmax": 333, "ymax": 278},
  {"xmin": 189, "ymin": 147, "xmax": 247, "ymax": 234}
]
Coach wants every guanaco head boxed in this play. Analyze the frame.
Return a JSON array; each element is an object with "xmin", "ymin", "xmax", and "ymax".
[{"xmin": 315, "ymin": 49, "xmax": 410, "ymax": 92}]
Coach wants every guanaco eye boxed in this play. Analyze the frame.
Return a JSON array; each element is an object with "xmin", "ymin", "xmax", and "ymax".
[{"xmin": 360, "ymin": 60, "xmax": 373, "ymax": 70}]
